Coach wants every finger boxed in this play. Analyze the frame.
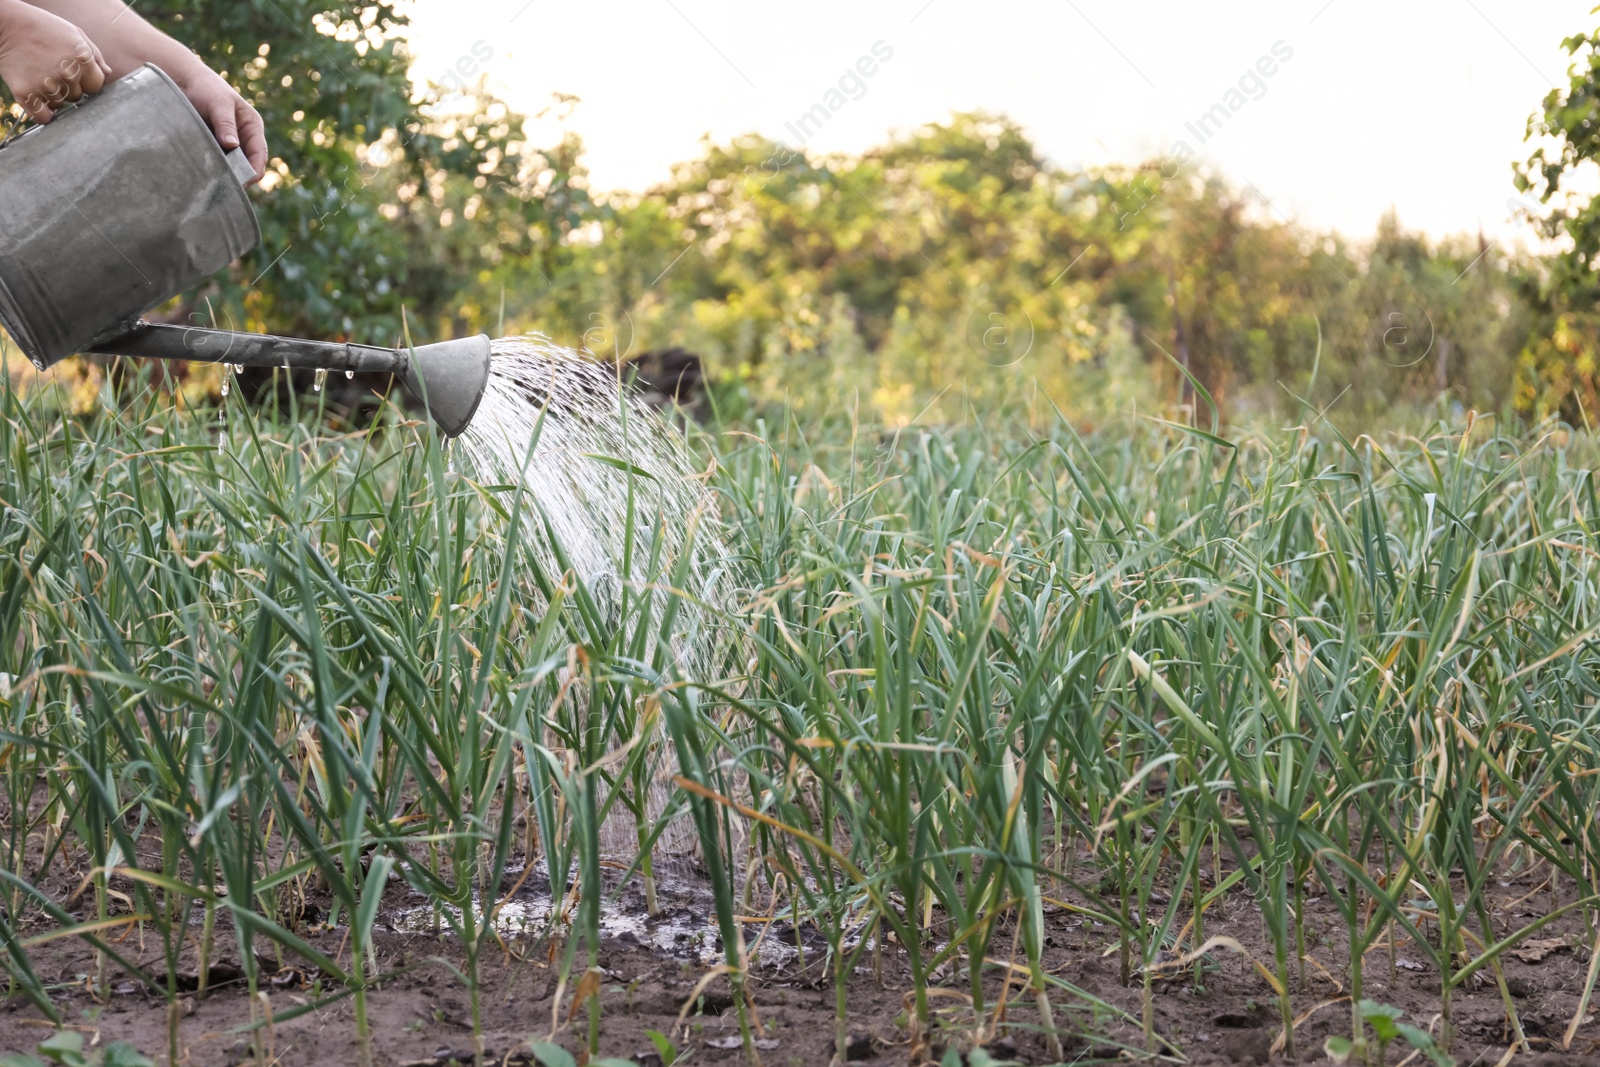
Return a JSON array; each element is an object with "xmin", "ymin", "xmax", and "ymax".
[
  {"xmin": 80, "ymin": 59, "xmax": 106, "ymax": 96},
  {"xmin": 80, "ymin": 40, "xmax": 108, "ymax": 94},
  {"xmin": 208, "ymin": 97, "xmax": 240, "ymax": 152},
  {"xmin": 61, "ymin": 67, "xmax": 88, "ymax": 103},
  {"xmin": 22, "ymin": 93, "xmax": 54, "ymax": 124},
  {"xmin": 236, "ymin": 100, "xmax": 267, "ymax": 181}
]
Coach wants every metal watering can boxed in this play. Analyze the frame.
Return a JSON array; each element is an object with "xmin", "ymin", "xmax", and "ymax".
[{"xmin": 0, "ymin": 64, "xmax": 490, "ymax": 436}]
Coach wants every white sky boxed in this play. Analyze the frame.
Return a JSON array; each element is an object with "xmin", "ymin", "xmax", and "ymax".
[{"xmin": 404, "ymin": 0, "xmax": 1591, "ymax": 243}]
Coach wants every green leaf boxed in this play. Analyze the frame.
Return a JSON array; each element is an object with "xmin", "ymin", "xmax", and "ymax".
[
  {"xmin": 353, "ymin": 855, "xmax": 396, "ymax": 944},
  {"xmin": 34, "ymin": 1032, "xmax": 86, "ymax": 1067},
  {"xmin": 99, "ymin": 1045, "xmax": 154, "ymax": 1067},
  {"xmin": 1357, "ymin": 999, "xmax": 1407, "ymax": 1044},
  {"xmin": 527, "ymin": 1042, "xmax": 576, "ymax": 1067},
  {"xmin": 580, "ymin": 453, "xmax": 657, "ymax": 480},
  {"xmin": 1323, "ymin": 1036, "xmax": 1354, "ymax": 1065},
  {"xmin": 1396, "ymin": 1024, "xmax": 1453, "ymax": 1067},
  {"xmin": 645, "ymin": 1030, "xmax": 679, "ymax": 1067},
  {"xmin": 1143, "ymin": 415, "xmax": 1238, "ymax": 450}
]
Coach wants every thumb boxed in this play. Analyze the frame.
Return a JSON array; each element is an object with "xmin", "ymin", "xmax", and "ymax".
[{"xmin": 208, "ymin": 98, "xmax": 239, "ymax": 151}]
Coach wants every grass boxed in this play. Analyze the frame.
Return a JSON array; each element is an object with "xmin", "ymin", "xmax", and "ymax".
[{"xmin": 4, "ymin": 358, "xmax": 1600, "ymax": 1065}]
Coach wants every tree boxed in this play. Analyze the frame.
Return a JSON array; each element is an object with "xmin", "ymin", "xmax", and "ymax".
[
  {"xmin": 518, "ymin": 114, "xmax": 1528, "ymax": 423},
  {"xmin": 1513, "ymin": 15, "xmax": 1600, "ymax": 421},
  {"xmin": 146, "ymin": 2, "xmax": 593, "ymax": 346},
  {"xmin": 147, "ymin": 1, "xmax": 418, "ymax": 339}
]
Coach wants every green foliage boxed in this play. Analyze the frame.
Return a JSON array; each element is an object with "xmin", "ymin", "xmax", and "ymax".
[
  {"xmin": 144, "ymin": 2, "xmax": 592, "ymax": 345},
  {"xmin": 527, "ymin": 1042, "xmax": 576, "ymax": 1067},
  {"xmin": 7, "ymin": 8, "xmax": 1600, "ymax": 1059},
  {"xmin": 8, "ymin": 359, "xmax": 1600, "ymax": 1058},
  {"xmin": 0, "ymin": 1032, "xmax": 152, "ymax": 1067},
  {"xmin": 644, "ymin": 1030, "xmax": 679, "ymax": 1067},
  {"xmin": 1517, "ymin": 19, "xmax": 1600, "ymax": 287},
  {"xmin": 473, "ymin": 115, "xmax": 1531, "ymax": 424},
  {"xmin": 1327, "ymin": 1001, "xmax": 1453, "ymax": 1067},
  {"xmin": 0, "ymin": 3, "xmax": 1566, "ymax": 425},
  {"xmin": 148, "ymin": 1, "xmax": 417, "ymax": 336},
  {"xmin": 1513, "ymin": 14, "xmax": 1600, "ymax": 421}
]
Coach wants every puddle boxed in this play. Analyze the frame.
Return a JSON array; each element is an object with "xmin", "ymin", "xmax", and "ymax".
[
  {"xmin": 389, "ymin": 893, "xmax": 722, "ymax": 958},
  {"xmin": 381, "ymin": 866, "xmax": 802, "ymax": 967},
  {"xmin": 375, "ymin": 862, "xmax": 869, "ymax": 976}
]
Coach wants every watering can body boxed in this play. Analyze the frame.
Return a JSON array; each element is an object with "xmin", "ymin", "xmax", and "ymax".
[
  {"xmin": 0, "ymin": 64, "xmax": 490, "ymax": 436},
  {"xmin": 0, "ymin": 63, "xmax": 258, "ymax": 369}
]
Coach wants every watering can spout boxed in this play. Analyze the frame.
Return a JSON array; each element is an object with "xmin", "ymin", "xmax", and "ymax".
[
  {"xmin": 88, "ymin": 322, "xmax": 492, "ymax": 438},
  {"xmin": 396, "ymin": 335, "xmax": 493, "ymax": 438}
]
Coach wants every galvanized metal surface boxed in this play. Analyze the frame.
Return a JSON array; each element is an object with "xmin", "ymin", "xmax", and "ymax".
[
  {"xmin": 398, "ymin": 334, "xmax": 492, "ymax": 437},
  {"xmin": 0, "ymin": 63, "xmax": 259, "ymax": 369},
  {"xmin": 90, "ymin": 321, "xmax": 408, "ymax": 374}
]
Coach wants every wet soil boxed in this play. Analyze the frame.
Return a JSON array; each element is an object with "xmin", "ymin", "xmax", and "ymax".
[{"xmin": 4, "ymin": 857, "xmax": 1600, "ymax": 1066}]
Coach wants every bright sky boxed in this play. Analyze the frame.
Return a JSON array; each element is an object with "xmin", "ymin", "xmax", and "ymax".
[{"xmin": 405, "ymin": 0, "xmax": 1591, "ymax": 244}]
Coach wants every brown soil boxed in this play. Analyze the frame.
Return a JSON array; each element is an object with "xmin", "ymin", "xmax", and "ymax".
[{"xmin": 4, "ymin": 860, "xmax": 1600, "ymax": 1066}]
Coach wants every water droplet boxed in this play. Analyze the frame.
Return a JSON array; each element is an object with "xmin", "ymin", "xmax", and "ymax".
[
  {"xmin": 313, "ymin": 368, "xmax": 327, "ymax": 392},
  {"xmin": 345, "ymin": 369, "xmax": 355, "ymax": 379},
  {"xmin": 234, "ymin": 363, "xmax": 245, "ymax": 375},
  {"xmin": 220, "ymin": 375, "xmax": 231, "ymax": 398}
]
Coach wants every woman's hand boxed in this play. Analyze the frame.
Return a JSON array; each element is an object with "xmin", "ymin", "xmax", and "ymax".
[
  {"xmin": 0, "ymin": 0, "xmax": 111, "ymax": 122},
  {"xmin": 165, "ymin": 58, "xmax": 267, "ymax": 182}
]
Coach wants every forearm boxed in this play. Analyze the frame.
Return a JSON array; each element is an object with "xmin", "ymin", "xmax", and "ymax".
[{"xmin": 23, "ymin": 0, "xmax": 204, "ymax": 81}]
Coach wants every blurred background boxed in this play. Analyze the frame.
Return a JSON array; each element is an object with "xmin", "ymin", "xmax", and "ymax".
[{"xmin": 7, "ymin": 0, "xmax": 1600, "ymax": 429}]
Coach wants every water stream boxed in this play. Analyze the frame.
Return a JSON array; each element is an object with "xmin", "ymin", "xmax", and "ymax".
[
  {"xmin": 456, "ymin": 335, "xmax": 736, "ymax": 680},
  {"xmin": 455, "ymin": 336, "xmax": 742, "ymax": 863}
]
